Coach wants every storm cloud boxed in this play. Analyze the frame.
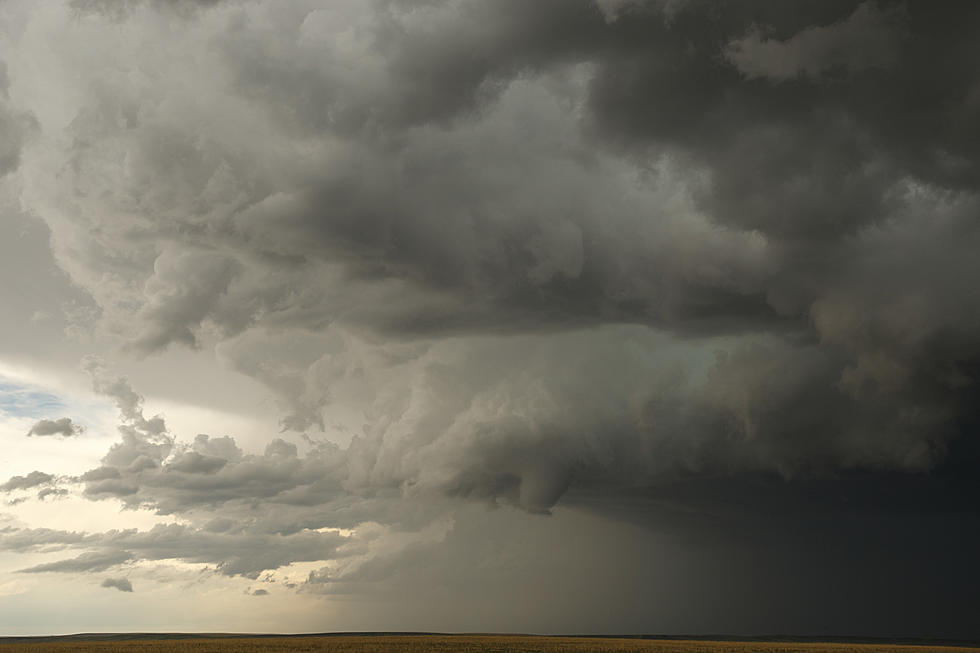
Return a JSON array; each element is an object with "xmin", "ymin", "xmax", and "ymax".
[{"xmin": 0, "ymin": 0, "xmax": 978, "ymax": 638}]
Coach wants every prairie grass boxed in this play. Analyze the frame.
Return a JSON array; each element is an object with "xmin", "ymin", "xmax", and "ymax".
[{"xmin": 0, "ymin": 636, "xmax": 977, "ymax": 653}]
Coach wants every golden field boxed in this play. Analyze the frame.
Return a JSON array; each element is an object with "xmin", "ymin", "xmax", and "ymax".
[{"xmin": 0, "ymin": 636, "xmax": 977, "ymax": 653}]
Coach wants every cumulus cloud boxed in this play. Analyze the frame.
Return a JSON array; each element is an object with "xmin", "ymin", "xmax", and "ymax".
[
  {"xmin": 26, "ymin": 417, "xmax": 83, "ymax": 437},
  {"xmin": 101, "ymin": 577, "xmax": 133, "ymax": 592}
]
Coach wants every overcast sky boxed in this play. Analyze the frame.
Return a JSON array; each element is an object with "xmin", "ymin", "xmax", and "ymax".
[{"xmin": 0, "ymin": 0, "xmax": 978, "ymax": 639}]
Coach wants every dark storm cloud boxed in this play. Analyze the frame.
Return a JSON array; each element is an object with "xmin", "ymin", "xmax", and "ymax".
[
  {"xmin": 8, "ymin": 0, "xmax": 978, "ymax": 510},
  {"xmin": 100, "ymin": 577, "xmax": 133, "ymax": 592},
  {"xmin": 3, "ymin": 0, "xmax": 980, "ymax": 635},
  {"xmin": 583, "ymin": 1, "xmax": 980, "ymax": 232},
  {"xmin": 26, "ymin": 417, "xmax": 83, "ymax": 437},
  {"xmin": 724, "ymin": 2, "xmax": 904, "ymax": 81}
]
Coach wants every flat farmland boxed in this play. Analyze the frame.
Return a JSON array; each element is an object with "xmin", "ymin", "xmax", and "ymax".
[{"xmin": 0, "ymin": 636, "xmax": 978, "ymax": 653}]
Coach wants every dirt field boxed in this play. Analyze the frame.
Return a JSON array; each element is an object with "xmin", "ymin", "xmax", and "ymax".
[{"xmin": 0, "ymin": 636, "xmax": 977, "ymax": 653}]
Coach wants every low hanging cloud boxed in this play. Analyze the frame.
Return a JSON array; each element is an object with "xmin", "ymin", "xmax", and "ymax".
[{"xmin": 26, "ymin": 417, "xmax": 84, "ymax": 437}]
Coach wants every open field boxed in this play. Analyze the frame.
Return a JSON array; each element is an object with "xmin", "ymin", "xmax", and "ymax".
[{"xmin": 0, "ymin": 636, "xmax": 978, "ymax": 653}]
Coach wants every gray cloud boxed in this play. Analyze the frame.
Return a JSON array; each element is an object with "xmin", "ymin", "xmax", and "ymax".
[
  {"xmin": 20, "ymin": 550, "xmax": 134, "ymax": 574},
  {"xmin": 100, "ymin": 577, "xmax": 133, "ymax": 592},
  {"xmin": 73, "ymin": 369, "xmax": 344, "ymax": 513},
  {"xmin": 36, "ymin": 487, "xmax": 68, "ymax": 501},
  {"xmin": 4, "ymin": 0, "xmax": 976, "ymax": 512},
  {"xmin": 4, "ymin": 0, "xmax": 977, "ymax": 506},
  {"xmin": 26, "ymin": 417, "xmax": 83, "ymax": 437},
  {"xmin": 1, "ymin": 471, "xmax": 54, "ymax": 492},
  {"xmin": 0, "ymin": 62, "xmax": 38, "ymax": 178},
  {"xmin": 8, "ymin": 521, "xmax": 353, "ymax": 579},
  {"xmin": 0, "ymin": 526, "xmax": 89, "ymax": 553},
  {"xmin": 1, "ymin": 0, "xmax": 979, "ymax": 636},
  {"xmin": 725, "ymin": 2, "xmax": 904, "ymax": 82}
]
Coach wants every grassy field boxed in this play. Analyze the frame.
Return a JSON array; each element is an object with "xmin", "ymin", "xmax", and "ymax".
[{"xmin": 0, "ymin": 636, "xmax": 978, "ymax": 653}]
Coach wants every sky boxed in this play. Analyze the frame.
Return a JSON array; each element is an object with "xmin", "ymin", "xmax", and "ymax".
[{"xmin": 0, "ymin": 0, "xmax": 978, "ymax": 639}]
